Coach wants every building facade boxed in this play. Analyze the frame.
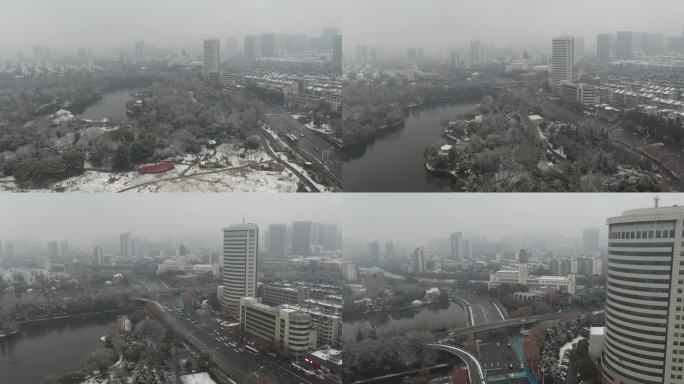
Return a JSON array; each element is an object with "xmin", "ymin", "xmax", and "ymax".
[
  {"xmin": 450, "ymin": 232, "xmax": 464, "ymax": 260},
  {"xmin": 239, "ymin": 297, "xmax": 316, "ymax": 356},
  {"xmin": 221, "ymin": 223, "xmax": 259, "ymax": 314},
  {"xmin": 603, "ymin": 206, "xmax": 684, "ymax": 384},
  {"xmin": 551, "ymin": 36, "xmax": 575, "ymax": 96}
]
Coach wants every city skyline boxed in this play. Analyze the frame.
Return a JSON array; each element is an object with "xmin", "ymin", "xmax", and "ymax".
[
  {"xmin": 343, "ymin": 0, "xmax": 684, "ymax": 51},
  {"xmin": 0, "ymin": 194, "xmax": 342, "ymax": 242},
  {"xmin": 0, "ymin": 0, "xmax": 341, "ymax": 59},
  {"xmin": 341, "ymin": 193, "xmax": 669, "ymax": 244}
]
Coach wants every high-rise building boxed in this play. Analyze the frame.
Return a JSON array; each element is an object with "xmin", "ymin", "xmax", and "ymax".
[
  {"xmin": 602, "ymin": 205, "xmax": 684, "ymax": 384},
  {"xmin": 221, "ymin": 223, "xmax": 258, "ymax": 314},
  {"xmin": 597, "ymin": 33, "xmax": 613, "ymax": 62},
  {"xmin": 583, "ymin": 227, "xmax": 600, "ymax": 253},
  {"xmin": 292, "ymin": 221, "xmax": 312, "ymax": 256},
  {"xmin": 464, "ymin": 238, "xmax": 472, "ymax": 260},
  {"xmin": 616, "ymin": 31, "xmax": 635, "ymax": 60},
  {"xmin": 550, "ymin": 36, "xmax": 575, "ymax": 96},
  {"xmin": 414, "ymin": 247, "xmax": 426, "ymax": 273},
  {"xmin": 203, "ymin": 38, "xmax": 220, "ymax": 83},
  {"xmin": 470, "ymin": 40, "xmax": 483, "ymax": 65},
  {"xmin": 48, "ymin": 240, "xmax": 59, "ymax": 260},
  {"xmin": 322, "ymin": 224, "xmax": 340, "ymax": 251},
  {"xmin": 42, "ymin": 254, "xmax": 52, "ymax": 272},
  {"xmin": 449, "ymin": 232, "xmax": 464, "ymax": 260},
  {"xmin": 260, "ymin": 33, "xmax": 276, "ymax": 57},
  {"xmin": 406, "ymin": 47, "xmax": 417, "ymax": 61},
  {"xmin": 134, "ymin": 41, "xmax": 147, "ymax": 62},
  {"xmin": 267, "ymin": 223, "xmax": 287, "ymax": 258},
  {"xmin": 332, "ymin": 35, "xmax": 342, "ymax": 74},
  {"xmin": 450, "ymin": 51, "xmax": 459, "ymax": 70},
  {"xmin": 119, "ymin": 232, "xmax": 131, "ymax": 258},
  {"xmin": 244, "ymin": 35, "xmax": 260, "ymax": 58},
  {"xmin": 93, "ymin": 245, "xmax": 104, "ymax": 266},
  {"xmin": 368, "ymin": 241, "xmax": 380, "ymax": 264},
  {"xmin": 518, "ymin": 249, "xmax": 529, "ymax": 264},
  {"xmin": 385, "ymin": 241, "xmax": 395, "ymax": 260}
]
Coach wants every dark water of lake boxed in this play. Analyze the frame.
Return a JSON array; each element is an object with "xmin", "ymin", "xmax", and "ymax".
[
  {"xmin": 0, "ymin": 312, "xmax": 118, "ymax": 384},
  {"xmin": 342, "ymin": 101, "xmax": 478, "ymax": 192},
  {"xmin": 77, "ymin": 89, "xmax": 138, "ymax": 121}
]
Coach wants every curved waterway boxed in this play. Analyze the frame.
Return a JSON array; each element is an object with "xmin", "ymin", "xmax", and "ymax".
[{"xmin": 343, "ymin": 101, "xmax": 478, "ymax": 192}]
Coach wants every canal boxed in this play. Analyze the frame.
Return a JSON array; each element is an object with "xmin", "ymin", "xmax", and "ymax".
[
  {"xmin": 343, "ymin": 301, "xmax": 468, "ymax": 347},
  {"xmin": 0, "ymin": 312, "xmax": 118, "ymax": 384},
  {"xmin": 342, "ymin": 101, "xmax": 478, "ymax": 192}
]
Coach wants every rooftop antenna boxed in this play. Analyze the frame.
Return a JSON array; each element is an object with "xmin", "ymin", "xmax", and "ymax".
[{"xmin": 654, "ymin": 196, "xmax": 660, "ymax": 208}]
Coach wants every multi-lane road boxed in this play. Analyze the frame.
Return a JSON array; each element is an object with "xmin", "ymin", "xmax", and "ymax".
[
  {"xmin": 137, "ymin": 292, "xmax": 323, "ymax": 384},
  {"xmin": 263, "ymin": 113, "xmax": 342, "ymax": 183},
  {"xmin": 169, "ymin": 313, "xmax": 323, "ymax": 384}
]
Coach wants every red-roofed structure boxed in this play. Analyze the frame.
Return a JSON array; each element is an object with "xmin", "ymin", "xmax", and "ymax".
[{"xmin": 138, "ymin": 161, "xmax": 175, "ymax": 174}]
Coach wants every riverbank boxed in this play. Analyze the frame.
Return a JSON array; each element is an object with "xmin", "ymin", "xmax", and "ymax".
[{"xmin": 16, "ymin": 309, "xmax": 121, "ymax": 325}]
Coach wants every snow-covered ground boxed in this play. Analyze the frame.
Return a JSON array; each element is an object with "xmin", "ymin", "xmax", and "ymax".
[
  {"xmin": 1, "ymin": 167, "xmax": 299, "ymax": 193},
  {"xmin": 0, "ymin": 147, "xmax": 301, "ymax": 192},
  {"xmin": 558, "ymin": 336, "xmax": 585, "ymax": 367}
]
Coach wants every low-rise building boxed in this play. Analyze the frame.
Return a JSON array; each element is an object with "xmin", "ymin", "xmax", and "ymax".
[
  {"xmin": 589, "ymin": 326, "xmax": 605, "ymax": 360},
  {"xmin": 239, "ymin": 297, "xmax": 316, "ymax": 356},
  {"xmin": 489, "ymin": 263, "xmax": 576, "ymax": 295},
  {"xmin": 157, "ymin": 259, "xmax": 219, "ymax": 276},
  {"xmin": 262, "ymin": 283, "xmax": 310, "ymax": 306}
]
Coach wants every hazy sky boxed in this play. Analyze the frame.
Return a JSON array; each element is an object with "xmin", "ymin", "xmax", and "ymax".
[
  {"xmin": 0, "ymin": 194, "xmax": 342, "ymax": 243},
  {"xmin": 2, "ymin": 193, "xmax": 680, "ymax": 247},
  {"xmin": 343, "ymin": 0, "xmax": 684, "ymax": 51},
  {"xmin": 341, "ymin": 193, "xmax": 674, "ymax": 244},
  {"xmin": 0, "ymin": 0, "xmax": 341, "ymax": 58}
]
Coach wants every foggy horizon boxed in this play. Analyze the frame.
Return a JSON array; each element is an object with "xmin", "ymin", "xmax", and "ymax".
[
  {"xmin": 0, "ymin": 194, "xmax": 342, "ymax": 244},
  {"xmin": 0, "ymin": 0, "xmax": 341, "ymax": 59},
  {"xmin": 343, "ymin": 0, "xmax": 684, "ymax": 52},
  {"xmin": 341, "ymin": 193, "xmax": 666, "ymax": 245}
]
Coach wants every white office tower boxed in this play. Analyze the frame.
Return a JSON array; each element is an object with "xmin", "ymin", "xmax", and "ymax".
[
  {"xmin": 603, "ymin": 205, "xmax": 684, "ymax": 384},
  {"xmin": 550, "ymin": 36, "xmax": 574, "ymax": 96},
  {"xmin": 203, "ymin": 38, "xmax": 220, "ymax": 83},
  {"xmin": 221, "ymin": 223, "xmax": 258, "ymax": 314}
]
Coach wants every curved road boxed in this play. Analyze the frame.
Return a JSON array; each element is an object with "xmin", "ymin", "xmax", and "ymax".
[{"xmin": 427, "ymin": 344, "xmax": 485, "ymax": 384}]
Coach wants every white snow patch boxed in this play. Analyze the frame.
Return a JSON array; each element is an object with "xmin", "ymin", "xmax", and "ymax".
[{"xmin": 558, "ymin": 336, "xmax": 585, "ymax": 367}]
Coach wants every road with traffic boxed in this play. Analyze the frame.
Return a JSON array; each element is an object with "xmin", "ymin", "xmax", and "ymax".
[
  {"xmin": 135, "ymin": 285, "xmax": 324, "ymax": 384},
  {"xmin": 263, "ymin": 113, "xmax": 342, "ymax": 183}
]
